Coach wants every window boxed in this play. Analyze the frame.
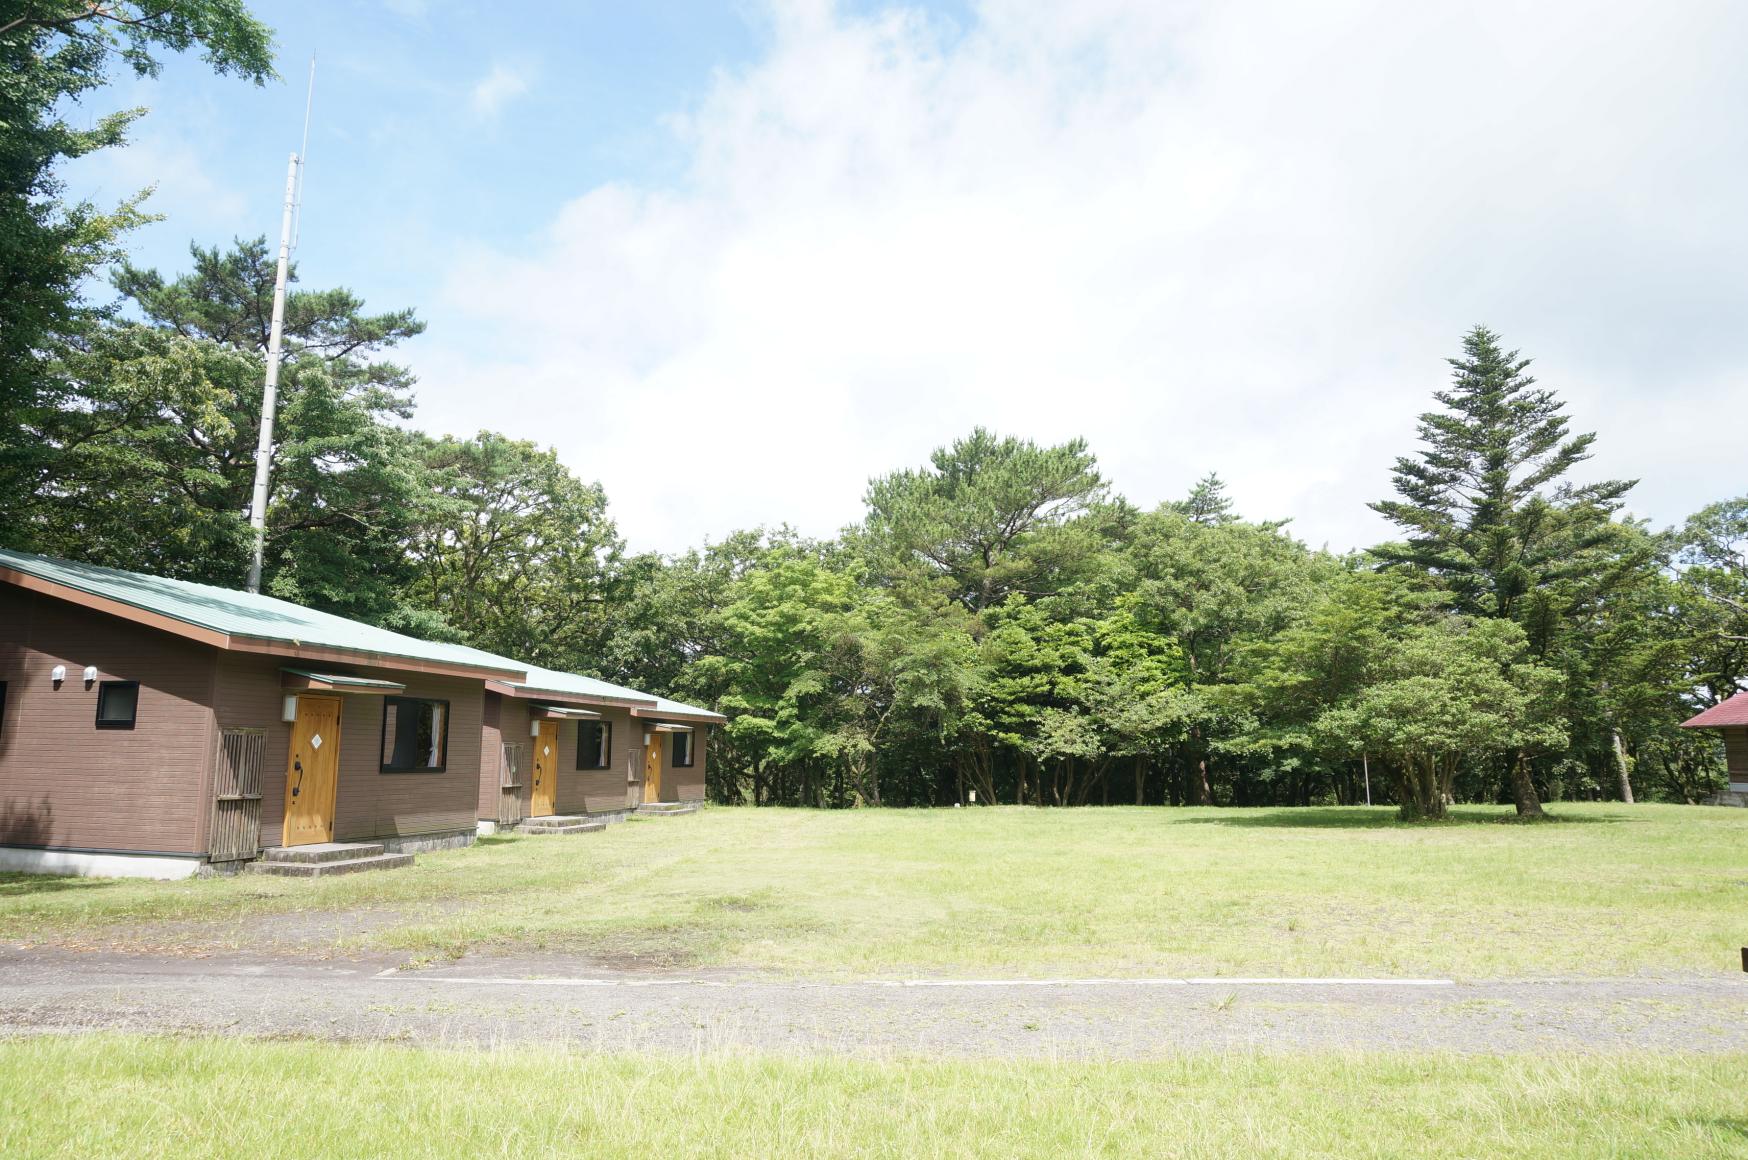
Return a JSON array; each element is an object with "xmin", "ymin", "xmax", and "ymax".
[
  {"xmin": 379, "ymin": 697, "xmax": 448, "ymax": 772},
  {"xmin": 670, "ymin": 729, "xmax": 694, "ymax": 768},
  {"xmin": 577, "ymin": 720, "xmax": 612, "ymax": 770},
  {"xmin": 0, "ymin": 681, "xmax": 7, "ymax": 738},
  {"xmin": 95, "ymin": 681, "xmax": 139, "ymax": 730}
]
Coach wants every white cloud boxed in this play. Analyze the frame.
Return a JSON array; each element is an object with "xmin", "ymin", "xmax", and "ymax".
[
  {"xmin": 414, "ymin": 0, "xmax": 1748, "ymax": 554},
  {"xmin": 71, "ymin": 128, "xmax": 248, "ymax": 235},
  {"xmin": 468, "ymin": 62, "xmax": 532, "ymax": 119}
]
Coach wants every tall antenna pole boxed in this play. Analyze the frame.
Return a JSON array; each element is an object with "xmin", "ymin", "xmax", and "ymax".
[{"xmin": 246, "ymin": 56, "xmax": 315, "ymax": 594}]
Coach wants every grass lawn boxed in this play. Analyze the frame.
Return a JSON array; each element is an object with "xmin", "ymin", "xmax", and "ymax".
[
  {"xmin": 1, "ymin": 1036, "xmax": 1745, "ymax": 1159},
  {"xmin": 3, "ymin": 803, "xmax": 1745, "ymax": 977}
]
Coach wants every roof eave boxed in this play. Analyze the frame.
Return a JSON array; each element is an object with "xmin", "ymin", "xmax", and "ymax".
[
  {"xmin": 630, "ymin": 706, "xmax": 726, "ymax": 725},
  {"xmin": 485, "ymin": 679, "xmax": 655, "ymax": 709},
  {"xmin": 3, "ymin": 565, "xmax": 526, "ymax": 684},
  {"xmin": 529, "ymin": 704, "xmax": 604, "ymax": 720},
  {"xmin": 1679, "ymin": 692, "xmax": 1748, "ymax": 729}
]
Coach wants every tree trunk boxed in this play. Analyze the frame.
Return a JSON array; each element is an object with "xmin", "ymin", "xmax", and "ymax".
[
  {"xmin": 1612, "ymin": 730, "xmax": 1635, "ymax": 805},
  {"xmin": 1394, "ymin": 753, "xmax": 1448, "ymax": 821},
  {"xmin": 1508, "ymin": 750, "xmax": 1545, "ymax": 817},
  {"xmin": 1189, "ymin": 729, "xmax": 1213, "ymax": 805},
  {"xmin": 1134, "ymin": 755, "xmax": 1146, "ymax": 806}
]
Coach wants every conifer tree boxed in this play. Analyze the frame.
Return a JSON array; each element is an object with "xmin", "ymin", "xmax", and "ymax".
[
  {"xmin": 1371, "ymin": 326, "xmax": 1635, "ymax": 815},
  {"xmin": 1172, "ymin": 473, "xmax": 1238, "ymax": 525}
]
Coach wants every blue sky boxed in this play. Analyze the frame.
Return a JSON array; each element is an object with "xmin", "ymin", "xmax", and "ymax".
[
  {"xmin": 61, "ymin": 1, "xmax": 1748, "ymax": 554},
  {"xmin": 71, "ymin": 2, "xmax": 768, "ymax": 326}
]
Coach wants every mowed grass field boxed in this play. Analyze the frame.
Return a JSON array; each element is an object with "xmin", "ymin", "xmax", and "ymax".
[
  {"xmin": 3, "ymin": 803, "xmax": 1746, "ymax": 976},
  {"xmin": 1, "ymin": 1037, "xmax": 1746, "ymax": 1159}
]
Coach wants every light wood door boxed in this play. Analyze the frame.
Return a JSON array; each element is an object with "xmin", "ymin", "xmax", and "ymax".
[
  {"xmin": 282, "ymin": 696, "xmax": 342, "ymax": 846},
  {"xmin": 530, "ymin": 720, "xmax": 560, "ymax": 817},
  {"xmin": 643, "ymin": 733, "xmax": 663, "ymax": 803}
]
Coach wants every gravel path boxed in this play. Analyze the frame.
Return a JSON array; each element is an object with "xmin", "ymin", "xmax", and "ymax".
[{"xmin": 2, "ymin": 947, "xmax": 1745, "ymax": 1055}]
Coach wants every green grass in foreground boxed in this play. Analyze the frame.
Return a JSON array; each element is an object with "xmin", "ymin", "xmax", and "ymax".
[
  {"xmin": 0, "ymin": 1037, "xmax": 1744, "ymax": 1159},
  {"xmin": 3, "ymin": 803, "xmax": 1746, "ymax": 976}
]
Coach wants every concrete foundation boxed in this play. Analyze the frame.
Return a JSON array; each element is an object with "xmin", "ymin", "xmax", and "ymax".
[
  {"xmin": 0, "ymin": 846, "xmax": 202, "ymax": 881},
  {"xmin": 378, "ymin": 829, "xmax": 476, "ymax": 855}
]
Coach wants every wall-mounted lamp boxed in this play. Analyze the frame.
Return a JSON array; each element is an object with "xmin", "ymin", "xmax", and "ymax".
[
  {"xmin": 531, "ymin": 719, "xmax": 543, "ymax": 737},
  {"xmin": 82, "ymin": 666, "xmax": 97, "ymax": 688},
  {"xmin": 51, "ymin": 664, "xmax": 66, "ymax": 689},
  {"xmin": 282, "ymin": 694, "xmax": 299, "ymax": 723}
]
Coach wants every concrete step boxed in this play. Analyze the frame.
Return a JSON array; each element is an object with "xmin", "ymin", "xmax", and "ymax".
[
  {"xmin": 635, "ymin": 802, "xmax": 701, "ymax": 816},
  {"xmin": 246, "ymin": 852, "xmax": 414, "ymax": 877},
  {"xmin": 516, "ymin": 815, "xmax": 607, "ymax": 835},
  {"xmin": 258, "ymin": 842, "xmax": 386, "ymax": 864}
]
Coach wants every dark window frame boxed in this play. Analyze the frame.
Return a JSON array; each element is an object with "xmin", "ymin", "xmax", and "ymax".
[
  {"xmin": 95, "ymin": 680, "xmax": 139, "ymax": 730},
  {"xmin": 378, "ymin": 696, "xmax": 451, "ymax": 774},
  {"xmin": 0, "ymin": 680, "xmax": 8, "ymax": 738},
  {"xmin": 576, "ymin": 719, "xmax": 613, "ymax": 770},
  {"xmin": 671, "ymin": 729, "xmax": 694, "ymax": 768}
]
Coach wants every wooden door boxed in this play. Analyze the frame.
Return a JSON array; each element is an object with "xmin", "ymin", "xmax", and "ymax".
[
  {"xmin": 282, "ymin": 696, "xmax": 342, "ymax": 847},
  {"xmin": 530, "ymin": 720, "xmax": 560, "ymax": 817},
  {"xmin": 643, "ymin": 733, "xmax": 663, "ymax": 803}
]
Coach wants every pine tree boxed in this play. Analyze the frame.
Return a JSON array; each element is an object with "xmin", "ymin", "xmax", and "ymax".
[
  {"xmin": 1173, "ymin": 473, "xmax": 1237, "ymax": 525},
  {"xmin": 1371, "ymin": 326, "xmax": 1635, "ymax": 815}
]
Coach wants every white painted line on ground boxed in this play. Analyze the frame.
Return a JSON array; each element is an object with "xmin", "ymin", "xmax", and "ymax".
[
  {"xmin": 373, "ymin": 971, "xmax": 1454, "ymax": 989},
  {"xmin": 376, "ymin": 972, "xmax": 719, "ymax": 988},
  {"xmin": 882, "ymin": 978, "xmax": 1186, "ymax": 988},
  {"xmin": 1187, "ymin": 978, "xmax": 1455, "ymax": 987},
  {"xmin": 884, "ymin": 978, "xmax": 1455, "ymax": 988}
]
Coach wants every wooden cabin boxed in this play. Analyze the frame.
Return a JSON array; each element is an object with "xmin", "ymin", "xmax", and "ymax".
[
  {"xmin": 1678, "ymin": 692, "xmax": 1748, "ymax": 806},
  {"xmin": 0, "ymin": 549, "xmax": 528, "ymax": 877},
  {"xmin": 478, "ymin": 663, "xmax": 724, "ymax": 833}
]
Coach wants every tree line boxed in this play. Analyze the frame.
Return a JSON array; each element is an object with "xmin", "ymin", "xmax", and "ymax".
[{"xmin": 4, "ymin": 4, "xmax": 1744, "ymax": 816}]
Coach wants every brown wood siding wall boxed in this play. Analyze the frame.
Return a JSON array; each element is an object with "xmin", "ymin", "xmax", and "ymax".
[
  {"xmin": 557, "ymin": 706, "xmax": 638, "ymax": 815},
  {"xmin": 669, "ymin": 723, "xmax": 707, "ymax": 802},
  {"xmin": 479, "ymin": 695, "xmax": 532, "ymax": 820},
  {"xmin": 479, "ymin": 692, "xmax": 503, "ymax": 820},
  {"xmin": 1727, "ymin": 728, "xmax": 1748, "ymax": 788},
  {"xmin": 0, "ymin": 586, "xmax": 217, "ymax": 854},
  {"xmin": 216, "ymin": 655, "xmax": 485, "ymax": 846}
]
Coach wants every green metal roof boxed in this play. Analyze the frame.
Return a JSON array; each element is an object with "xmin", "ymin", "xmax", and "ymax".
[
  {"xmin": 482, "ymin": 654, "xmax": 724, "ymax": 723},
  {"xmin": 506, "ymin": 662, "xmax": 658, "ymax": 706},
  {"xmin": 640, "ymin": 694, "xmax": 727, "ymax": 723},
  {"xmin": 0, "ymin": 549, "xmax": 527, "ymax": 679}
]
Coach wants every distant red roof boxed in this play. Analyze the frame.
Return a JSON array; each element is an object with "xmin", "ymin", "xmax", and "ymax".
[{"xmin": 1680, "ymin": 692, "xmax": 1748, "ymax": 728}]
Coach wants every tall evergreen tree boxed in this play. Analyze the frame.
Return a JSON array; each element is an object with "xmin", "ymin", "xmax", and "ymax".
[
  {"xmin": 0, "ymin": 2, "xmax": 273, "ymax": 519},
  {"xmin": 17, "ymin": 239, "xmax": 435, "ymax": 628},
  {"xmin": 1171, "ymin": 473, "xmax": 1238, "ymax": 525},
  {"xmin": 1371, "ymin": 326, "xmax": 1636, "ymax": 815},
  {"xmin": 860, "ymin": 428, "xmax": 1107, "ymax": 616}
]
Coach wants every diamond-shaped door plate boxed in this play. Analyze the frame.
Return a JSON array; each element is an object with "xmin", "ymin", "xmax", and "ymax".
[
  {"xmin": 310, "ymin": 734, "xmax": 323, "ymax": 749},
  {"xmin": 543, "ymin": 745, "xmax": 551, "ymax": 756}
]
